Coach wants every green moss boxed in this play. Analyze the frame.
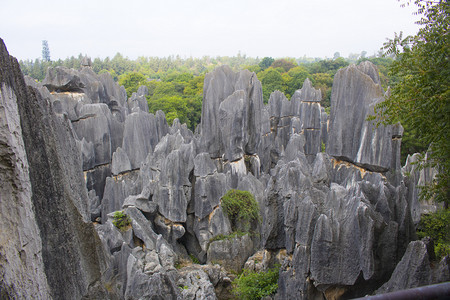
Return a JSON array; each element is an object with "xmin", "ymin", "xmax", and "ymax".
[
  {"xmin": 209, "ymin": 231, "xmax": 247, "ymax": 243},
  {"xmin": 232, "ymin": 265, "xmax": 280, "ymax": 300},
  {"xmin": 221, "ymin": 189, "xmax": 260, "ymax": 232},
  {"xmin": 112, "ymin": 211, "xmax": 131, "ymax": 231},
  {"xmin": 417, "ymin": 209, "xmax": 450, "ymax": 259},
  {"xmin": 189, "ymin": 254, "xmax": 200, "ymax": 264}
]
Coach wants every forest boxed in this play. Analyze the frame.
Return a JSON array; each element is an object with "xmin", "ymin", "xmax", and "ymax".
[{"xmin": 19, "ymin": 53, "xmax": 393, "ymax": 128}]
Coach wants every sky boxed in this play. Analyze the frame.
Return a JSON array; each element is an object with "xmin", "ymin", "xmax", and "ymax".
[{"xmin": 1, "ymin": 0, "xmax": 421, "ymax": 61}]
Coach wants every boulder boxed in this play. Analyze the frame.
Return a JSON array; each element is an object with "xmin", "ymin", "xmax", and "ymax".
[{"xmin": 207, "ymin": 234, "xmax": 255, "ymax": 273}]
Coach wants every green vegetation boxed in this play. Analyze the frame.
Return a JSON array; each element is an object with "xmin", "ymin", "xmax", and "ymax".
[
  {"xmin": 209, "ymin": 231, "xmax": 248, "ymax": 243},
  {"xmin": 232, "ymin": 265, "xmax": 280, "ymax": 300},
  {"xmin": 112, "ymin": 211, "xmax": 131, "ymax": 231},
  {"xmin": 373, "ymin": 0, "xmax": 449, "ymax": 204},
  {"xmin": 189, "ymin": 254, "xmax": 200, "ymax": 264},
  {"xmin": 417, "ymin": 209, "xmax": 450, "ymax": 259},
  {"xmin": 19, "ymin": 51, "xmax": 393, "ymax": 135},
  {"xmin": 221, "ymin": 189, "xmax": 260, "ymax": 233}
]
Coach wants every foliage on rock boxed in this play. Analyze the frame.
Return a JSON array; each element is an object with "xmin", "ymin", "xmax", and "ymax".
[
  {"xmin": 417, "ymin": 209, "xmax": 450, "ymax": 259},
  {"xmin": 232, "ymin": 266, "xmax": 280, "ymax": 300},
  {"xmin": 375, "ymin": 0, "xmax": 450, "ymax": 204},
  {"xmin": 221, "ymin": 189, "xmax": 260, "ymax": 232},
  {"xmin": 112, "ymin": 210, "xmax": 131, "ymax": 231}
]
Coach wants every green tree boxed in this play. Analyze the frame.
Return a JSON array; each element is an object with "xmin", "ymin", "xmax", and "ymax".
[
  {"xmin": 282, "ymin": 66, "xmax": 312, "ymax": 98},
  {"xmin": 376, "ymin": 0, "xmax": 449, "ymax": 204},
  {"xmin": 118, "ymin": 72, "xmax": 148, "ymax": 98},
  {"xmin": 258, "ymin": 68, "xmax": 284, "ymax": 103},
  {"xmin": 271, "ymin": 58, "xmax": 297, "ymax": 72},
  {"xmin": 42, "ymin": 40, "xmax": 50, "ymax": 62},
  {"xmin": 259, "ymin": 57, "xmax": 274, "ymax": 71}
]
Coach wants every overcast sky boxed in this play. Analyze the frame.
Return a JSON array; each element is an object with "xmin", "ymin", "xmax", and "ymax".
[{"xmin": 1, "ymin": 0, "xmax": 420, "ymax": 61}]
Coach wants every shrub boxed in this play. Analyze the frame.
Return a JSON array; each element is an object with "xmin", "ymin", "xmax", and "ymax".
[
  {"xmin": 232, "ymin": 266, "xmax": 280, "ymax": 300},
  {"xmin": 221, "ymin": 189, "xmax": 260, "ymax": 232},
  {"xmin": 417, "ymin": 209, "xmax": 450, "ymax": 259},
  {"xmin": 112, "ymin": 211, "xmax": 131, "ymax": 231}
]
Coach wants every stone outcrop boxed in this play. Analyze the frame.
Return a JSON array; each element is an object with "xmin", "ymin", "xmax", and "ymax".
[
  {"xmin": 200, "ymin": 66, "xmax": 263, "ymax": 160},
  {"xmin": 376, "ymin": 239, "xmax": 449, "ymax": 294},
  {"xmin": 0, "ymin": 39, "xmax": 51, "ymax": 300},
  {"xmin": 327, "ymin": 61, "xmax": 393, "ymax": 172},
  {"xmin": 0, "ymin": 38, "xmax": 111, "ymax": 299},
  {"xmin": 2, "ymin": 36, "xmax": 447, "ymax": 300}
]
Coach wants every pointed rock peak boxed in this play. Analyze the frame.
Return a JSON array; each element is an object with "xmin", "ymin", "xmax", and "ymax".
[
  {"xmin": 292, "ymin": 77, "xmax": 321, "ymax": 102},
  {"xmin": 357, "ymin": 61, "xmax": 381, "ymax": 85}
]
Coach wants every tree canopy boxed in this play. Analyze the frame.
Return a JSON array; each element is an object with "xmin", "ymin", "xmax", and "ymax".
[{"xmin": 376, "ymin": 0, "xmax": 449, "ymax": 204}]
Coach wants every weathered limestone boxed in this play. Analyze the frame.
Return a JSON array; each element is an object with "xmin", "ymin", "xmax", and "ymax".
[
  {"xmin": 1, "ymin": 38, "xmax": 110, "ymax": 299},
  {"xmin": 376, "ymin": 239, "xmax": 449, "ymax": 294},
  {"xmin": 403, "ymin": 152, "xmax": 439, "ymax": 224},
  {"xmin": 327, "ymin": 62, "xmax": 393, "ymax": 172},
  {"xmin": 200, "ymin": 66, "xmax": 263, "ymax": 160},
  {"xmin": 2, "ymin": 37, "xmax": 445, "ymax": 300},
  {"xmin": 0, "ymin": 41, "xmax": 51, "ymax": 299},
  {"xmin": 207, "ymin": 234, "xmax": 255, "ymax": 273}
]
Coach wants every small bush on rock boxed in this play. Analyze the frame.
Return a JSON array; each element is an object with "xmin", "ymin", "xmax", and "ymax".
[
  {"xmin": 221, "ymin": 189, "xmax": 260, "ymax": 232},
  {"xmin": 417, "ymin": 209, "xmax": 450, "ymax": 259},
  {"xmin": 112, "ymin": 211, "xmax": 131, "ymax": 231},
  {"xmin": 232, "ymin": 266, "xmax": 280, "ymax": 300}
]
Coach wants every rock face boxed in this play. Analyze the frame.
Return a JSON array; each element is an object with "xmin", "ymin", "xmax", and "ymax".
[
  {"xmin": 200, "ymin": 66, "xmax": 263, "ymax": 160},
  {"xmin": 376, "ymin": 239, "xmax": 449, "ymax": 294},
  {"xmin": 0, "ymin": 39, "xmax": 51, "ymax": 300},
  {"xmin": 0, "ymin": 38, "xmax": 110, "ymax": 299},
  {"xmin": 2, "ymin": 37, "xmax": 446, "ymax": 300},
  {"xmin": 327, "ymin": 62, "xmax": 392, "ymax": 172}
]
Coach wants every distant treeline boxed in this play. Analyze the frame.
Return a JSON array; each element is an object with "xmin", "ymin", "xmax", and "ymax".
[{"xmin": 19, "ymin": 53, "xmax": 394, "ymax": 131}]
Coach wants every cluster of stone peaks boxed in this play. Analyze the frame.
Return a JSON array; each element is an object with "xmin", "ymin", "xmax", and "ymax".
[{"xmin": 1, "ymin": 38, "xmax": 447, "ymax": 300}]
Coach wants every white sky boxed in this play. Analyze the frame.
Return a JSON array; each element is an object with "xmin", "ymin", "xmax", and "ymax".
[{"xmin": 1, "ymin": 0, "xmax": 420, "ymax": 61}]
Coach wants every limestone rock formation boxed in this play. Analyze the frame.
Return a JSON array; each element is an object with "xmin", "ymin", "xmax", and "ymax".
[
  {"xmin": 327, "ymin": 61, "xmax": 393, "ymax": 172},
  {"xmin": 0, "ymin": 39, "xmax": 51, "ymax": 300},
  {"xmin": 376, "ymin": 239, "xmax": 449, "ymax": 294},
  {"xmin": 200, "ymin": 66, "xmax": 263, "ymax": 160},
  {"xmin": 2, "ymin": 37, "xmax": 447, "ymax": 300},
  {"xmin": 0, "ymin": 38, "xmax": 111, "ymax": 299}
]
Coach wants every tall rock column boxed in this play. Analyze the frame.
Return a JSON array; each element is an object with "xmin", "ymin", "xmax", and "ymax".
[
  {"xmin": 0, "ymin": 38, "xmax": 110, "ymax": 299},
  {"xmin": 0, "ymin": 38, "xmax": 51, "ymax": 300},
  {"xmin": 327, "ymin": 61, "xmax": 392, "ymax": 172},
  {"xmin": 200, "ymin": 66, "xmax": 263, "ymax": 161}
]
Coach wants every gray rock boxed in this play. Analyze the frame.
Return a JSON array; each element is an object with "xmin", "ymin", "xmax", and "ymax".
[
  {"xmin": 102, "ymin": 171, "xmax": 142, "ymax": 220},
  {"xmin": 127, "ymin": 85, "xmax": 149, "ymax": 113},
  {"xmin": 124, "ymin": 249, "xmax": 180, "ymax": 300},
  {"xmin": 177, "ymin": 266, "xmax": 217, "ymax": 300},
  {"xmin": 170, "ymin": 118, "xmax": 194, "ymax": 143},
  {"xmin": 43, "ymin": 66, "xmax": 85, "ymax": 93},
  {"xmin": 157, "ymin": 142, "xmax": 196, "ymax": 222},
  {"xmin": 327, "ymin": 62, "xmax": 392, "ymax": 172},
  {"xmin": 155, "ymin": 110, "xmax": 170, "ymax": 140},
  {"xmin": 194, "ymin": 152, "xmax": 217, "ymax": 177},
  {"xmin": 194, "ymin": 172, "xmax": 228, "ymax": 219},
  {"xmin": 111, "ymin": 147, "xmax": 132, "ymax": 175},
  {"xmin": 122, "ymin": 110, "xmax": 159, "ymax": 170},
  {"xmin": 376, "ymin": 240, "xmax": 432, "ymax": 294},
  {"xmin": 194, "ymin": 205, "xmax": 232, "ymax": 253},
  {"xmin": 200, "ymin": 66, "xmax": 263, "ymax": 159},
  {"xmin": 207, "ymin": 234, "xmax": 255, "ymax": 273},
  {"xmin": 0, "ymin": 43, "xmax": 51, "ymax": 298},
  {"xmin": 403, "ymin": 152, "xmax": 439, "ymax": 225},
  {"xmin": 73, "ymin": 103, "xmax": 114, "ymax": 167},
  {"xmin": 3, "ymin": 39, "xmax": 110, "ymax": 298}
]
